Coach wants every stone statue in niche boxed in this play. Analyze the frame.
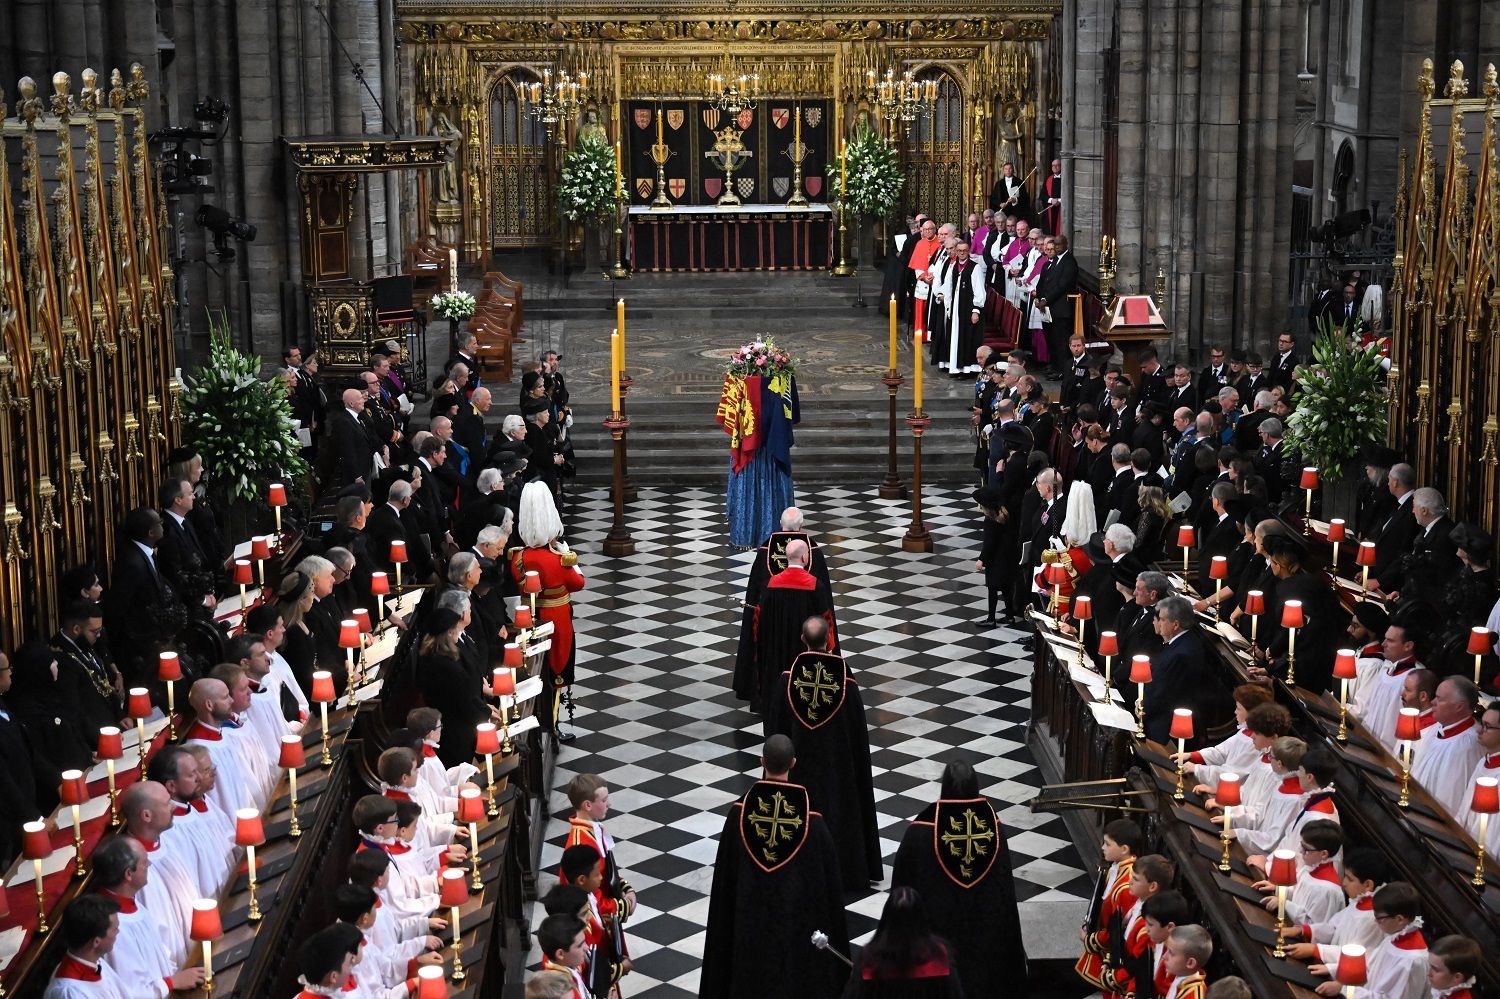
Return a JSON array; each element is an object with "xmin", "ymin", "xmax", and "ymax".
[{"xmin": 433, "ymin": 112, "xmax": 462, "ymax": 205}]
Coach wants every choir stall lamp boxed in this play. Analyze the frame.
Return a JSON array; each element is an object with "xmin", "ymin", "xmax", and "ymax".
[
  {"xmin": 190, "ymin": 899, "xmax": 223, "ymax": 996},
  {"xmin": 523, "ymin": 570, "xmax": 542, "ymax": 623},
  {"xmin": 1267, "ymin": 849, "xmax": 1298, "ymax": 956},
  {"xmin": 339, "ymin": 619, "xmax": 362, "ymax": 709},
  {"xmin": 59, "ymin": 771, "xmax": 88, "ymax": 877},
  {"xmin": 1244, "ymin": 590, "xmax": 1266, "ymax": 646},
  {"xmin": 1129, "ymin": 655, "xmax": 1153, "ymax": 738},
  {"xmin": 1208, "ymin": 556, "xmax": 1229, "ymax": 621},
  {"xmin": 1045, "ymin": 561, "xmax": 1069, "ymax": 620},
  {"xmin": 1281, "ymin": 600, "xmax": 1305, "ymax": 686},
  {"xmin": 1468, "ymin": 627, "xmax": 1494, "ymax": 688},
  {"xmin": 1395, "ymin": 707, "xmax": 1422, "ymax": 808},
  {"xmin": 1470, "ymin": 776, "xmax": 1498, "ymax": 886},
  {"xmin": 232, "ymin": 559, "xmax": 254, "ymax": 629},
  {"xmin": 235, "ymin": 808, "xmax": 265, "ymax": 921},
  {"xmin": 158, "ymin": 651, "xmax": 182, "ymax": 740},
  {"xmin": 416, "ymin": 964, "xmax": 448, "ymax": 998},
  {"xmin": 1356, "ymin": 541, "xmax": 1377, "ymax": 601},
  {"xmin": 504, "ymin": 643, "xmax": 523, "ymax": 722},
  {"xmin": 1176, "ymin": 524, "xmax": 1195, "ymax": 576},
  {"xmin": 1215, "ymin": 772, "xmax": 1242, "ymax": 871},
  {"xmin": 1335, "ymin": 943, "xmax": 1368, "ymax": 997},
  {"xmin": 492, "ymin": 668, "xmax": 516, "ymax": 754},
  {"xmin": 370, "ymin": 571, "xmax": 390, "ymax": 622},
  {"xmin": 1327, "ymin": 519, "xmax": 1346, "ymax": 568},
  {"xmin": 457, "ymin": 787, "xmax": 485, "ymax": 891},
  {"xmin": 514, "ymin": 605, "xmax": 534, "ymax": 634},
  {"xmin": 311, "ymin": 670, "xmax": 336, "ymax": 766},
  {"xmin": 1333, "ymin": 649, "xmax": 1359, "ymax": 742},
  {"xmin": 353, "ymin": 608, "xmax": 373, "ymax": 691},
  {"xmin": 267, "ymin": 482, "xmax": 287, "ymax": 543},
  {"xmin": 97, "ymin": 727, "xmax": 123, "ymax": 825},
  {"xmin": 250, "ymin": 535, "xmax": 270, "ymax": 587},
  {"xmin": 1169, "ymin": 710, "xmax": 1194, "ymax": 801},
  {"xmin": 127, "ymin": 686, "xmax": 152, "ymax": 771},
  {"xmin": 1300, "ymin": 467, "xmax": 1319, "ymax": 535},
  {"xmin": 389, "ymin": 539, "xmax": 408, "ymax": 590},
  {"xmin": 279, "ymin": 734, "xmax": 305, "ymax": 838},
  {"xmin": 22, "ymin": 821, "xmax": 52, "ymax": 933},
  {"xmin": 475, "ymin": 723, "xmax": 501, "ymax": 818},
  {"xmin": 1072, "ymin": 594, "xmax": 1092, "ymax": 669},
  {"xmin": 440, "ymin": 867, "xmax": 470, "ymax": 981},
  {"xmin": 1097, "ymin": 631, "xmax": 1119, "ymax": 703}
]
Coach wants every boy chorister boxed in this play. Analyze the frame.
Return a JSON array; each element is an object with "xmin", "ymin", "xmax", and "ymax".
[
  {"xmin": 1106, "ymin": 854, "xmax": 1175, "ymax": 999},
  {"xmin": 353, "ymin": 795, "xmax": 439, "ymax": 915},
  {"xmin": 561, "ymin": 844, "xmax": 633, "ymax": 993},
  {"xmin": 1425, "ymin": 935, "xmax": 1480, "ymax": 999},
  {"xmin": 331, "ymin": 883, "xmax": 438, "ymax": 996},
  {"xmin": 1140, "ymin": 890, "xmax": 1192, "ymax": 999},
  {"xmin": 379, "ymin": 746, "xmax": 466, "ymax": 854},
  {"xmin": 1178, "ymin": 684, "xmax": 1274, "ymax": 790},
  {"xmin": 1280, "ymin": 847, "xmax": 1388, "ymax": 965},
  {"xmin": 1231, "ymin": 736, "xmax": 1307, "ymax": 853},
  {"xmin": 1309, "ymin": 882, "xmax": 1428, "ymax": 999},
  {"xmin": 1256, "ymin": 820, "xmax": 1345, "ymax": 926},
  {"xmin": 1161, "ymin": 924, "xmax": 1211, "ymax": 999},
  {"xmin": 1076, "ymin": 818, "xmax": 1144, "ymax": 995},
  {"xmin": 347, "ymin": 850, "xmax": 450, "ymax": 957},
  {"xmin": 536, "ymin": 913, "xmax": 591, "ymax": 999},
  {"xmin": 563, "ymin": 774, "xmax": 636, "ymax": 973},
  {"xmin": 406, "ymin": 706, "xmax": 479, "ymax": 802}
]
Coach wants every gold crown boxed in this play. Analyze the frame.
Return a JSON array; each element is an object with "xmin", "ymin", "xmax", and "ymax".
[{"xmin": 713, "ymin": 126, "xmax": 745, "ymax": 143}]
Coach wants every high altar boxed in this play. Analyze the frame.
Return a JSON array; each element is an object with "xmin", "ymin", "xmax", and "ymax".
[{"xmin": 394, "ymin": 1, "xmax": 1061, "ymax": 268}]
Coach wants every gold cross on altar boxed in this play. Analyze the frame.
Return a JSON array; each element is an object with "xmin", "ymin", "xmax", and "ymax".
[
  {"xmin": 941, "ymin": 808, "xmax": 995, "ymax": 872},
  {"xmin": 792, "ymin": 663, "xmax": 839, "ymax": 719},
  {"xmin": 747, "ymin": 790, "xmax": 803, "ymax": 860}
]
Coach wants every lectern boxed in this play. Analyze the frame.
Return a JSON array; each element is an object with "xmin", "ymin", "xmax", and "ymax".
[{"xmin": 1097, "ymin": 294, "xmax": 1169, "ymax": 385}]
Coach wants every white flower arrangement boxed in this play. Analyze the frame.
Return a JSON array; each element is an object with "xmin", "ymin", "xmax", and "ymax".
[
  {"xmin": 827, "ymin": 124, "xmax": 904, "ymax": 221},
  {"xmin": 558, "ymin": 132, "xmax": 619, "ymax": 223},
  {"xmin": 1283, "ymin": 318, "xmax": 1390, "ymax": 479},
  {"xmin": 432, "ymin": 290, "xmax": 477, "ymax": 320}
]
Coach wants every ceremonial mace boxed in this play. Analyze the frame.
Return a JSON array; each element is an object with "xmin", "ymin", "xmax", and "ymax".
[{"xmin": 811, "ymin": 931, "xmax": 854, "ymax": 969}]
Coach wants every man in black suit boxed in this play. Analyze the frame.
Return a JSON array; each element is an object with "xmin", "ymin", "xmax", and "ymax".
[
  {"xmin": 157, "ymin": 477, "xmax": 217, "ymax": 615},
  {"xmin": 1166, "ymin": 364, "xmax": 1199, "ymax": 412},
  {"xmin": 1269, "ymin": 332, "xmax": 1300, "ymax": 392},
  {"xmin": 1141, "ymin": 595, "xmax": 1207, "ymax": 742},
  {"xmin": 452, "ymin": 387, "xmax": 491, "ymax": 483},
  {"xmin": 1066, "ymin": 525, "xmax": 1144, "ymax": 662},
  {"xmin": 1032, "ymin": 235, "xmax": 1079, "ymax": 376},
  {"xmin": 1196, "ymin": 483, "xmax": 1244, "ymax": 594},
  {"xmin": 1254, "ymin": 536, "xmax": 1340, "ymax": 694},
  {"xmin": 52, "ymin": 600, "xmax": 124, "ymax": 742},
  {"xmin": 989, "ymin": 161, "xmax": 1030, "ymax": 217},
  {"xmin": 0, "ymin": 649, "xmax": 45, "ymax": 867},
  {"xmin": 1116, "ymin": 570, "xmax": 1169, "ymax": 671},
  {"xmin": 1101, "ymin": 384, "xmax": 1136, "ymax": 447},
  {"xmin": 413, "ymin": 436, "xmax": 454, "ymax": 540},
  {"xmin": 366, "ymin": 478, "xmax": 433, "ymax": 584},
  {"xmin": 104, "ymin": 507, "xmax": 183, "ymax": 686},
  {"xmin": 1253, "ymin": 418, "xmax": 1294, "ymax": 503},
  {"xmin": 330, "ymin": 388, "xmax": 379, "ymax": 487},
  {"xmin": 1136, "ymin": 348, "xmax": 1171, "ymax": 406},
  {"xmin": 1236, "ymin": 353, "xmax": 1270, "ymax": 401},
  {"xmin": 1104, "ymin": 443, "xmax": 1135, "ymax": 526},
  {"xmin": 1016, "ymin": 468, "xmax": 1064, "ymax": 618},
  {"xmin": 1197, "ymin": 344, "xmax": 1230, "ymax": 401},
  {"xmin": 1368, "ymin": 463, "xmax": 1419, "ymax": 590},
  {"xmin": 1382, "ymin": 487, "xmax": 1458, "ymax": 601}
]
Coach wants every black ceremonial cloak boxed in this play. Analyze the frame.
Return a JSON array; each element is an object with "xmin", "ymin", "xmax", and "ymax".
[
  {"xmin": 734, "ymin": 533, "xmax": 834, "ymax": 689},
  {"xmin": 765, "ymin": 652, "xmax": 882, "ymax": 891},
  {"xmin": 890, "ymin": 797, "xmax": 1029, "ymax": 999},
  {"xmin": 700, "ymin": 780, "xmax": 851, "ymax": 999},
  {"xmin": 733, "ymin": 565, "xmax": 839, "ymax": 712}
]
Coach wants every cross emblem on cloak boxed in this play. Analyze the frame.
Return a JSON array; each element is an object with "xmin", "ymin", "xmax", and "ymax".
[
  {"xmin": 941, "ymin": 808, "xmax": 996, "ymax": 877},
  {"xmin": 747, "ymin": 790, "xmax": 803, "ymax": 862},
  {"xmin": 792, "ymin": 662, "xmax": 839, "ymax": 720}
]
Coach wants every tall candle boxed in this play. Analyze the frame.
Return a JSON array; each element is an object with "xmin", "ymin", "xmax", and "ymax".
[
  {"xmin": 614, "ymin": 141, "xmax": 623, "ymax": 198},
  {"xmin": 794, "ymin": 101, "xmax": 801, "ymax": 149},
  {"xmin": 888, "ymin": 295, "xmax": 898, "ymax": 371},
  {"xmin": 617, "ymin": 298, "xmax": 626, "ymax": 361},
  {"xmin": 448, "ymin": 247, "xmax": 458, "ymax": 293},
  {"xmin": 656, "ymin": 105, "xmax": 664, "ymax": 147},
  {"xmin": 913, "ymin": 329, "xmax": 923, "ymax": 411},
  {"xmin": 840, "ymin": 139, "xmax": 847, "ymax": 198},
  {"xmin": 610, "ymin": 331, "xmax": 621, "ymax": 414}
]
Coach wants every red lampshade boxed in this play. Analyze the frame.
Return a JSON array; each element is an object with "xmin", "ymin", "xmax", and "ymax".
[
  {"xmin": 232, "ymin": 559, "xmax": 254, "ymax": 586},
  {"xmin": 338, "ymin": 619, "xmax": 361, "ymax": 649},
  {"xmin": 1333, "ymin": 649, "xmax": 1359, "ymax": 681},
  {"xmin": 96, "ymin": 726, "xmax": 123, "ymax": 761},
  {"xmin": 369, "ymin": 572, "xmax": 391, "ymax": 596},
  {"xmin": 1215, "ymin": 772, "xmax": 1243, "ymax": 808},
  {"xmin": 1356, "ymin": 541, "xmax": 1377, "ymax": 567},
  {"xmin": 310, "ymin": 670, "xmax": 336, "ymax": 703},
  {"xmin": 234, "ymin": 808, "xmax": 265, "ymax": 847},
  {"xmin": 353, "ymin": 608, "xmax": 372, "ymax": 634},
  {"xmin": 278, "ymin": 734, "xmax": 305, "ymax": 769},
  {"xmin": 1073, "ymin": 594, "xmax": 1093, "ymax": 621},
  {"xmin": 1044, "ymin": 562, "xmax": 1068, "ymax": 585},
  {"xmin": 127, "ymin": 687, "xmax": 152, "ymax": 719},
  {"xmin": 416, "ymin": 964, "xmax": 448, "ymax": 999},
  {"xmin": 503, "ymin": 643, "xmax": 523, "ymax": 668},
  {"xmin": 1394, "ymin": 707, "xmax": 1422, "ymax": 743},
  {"xmin": 439, "ymin": 867, "xmax": 469, "ymax": 908},
  {"xmin": 1280, "ymin": 599, "xmax": 1305, "ymax": 630},
  {"xmin": 1176, "ymin": 524, "xmax": 1196, "ymax": 548},
  {"xmin": 456, "ymin": 787, "xmax": 485, "ymax": 824},
  {"xmin": 1335, "ymin": 944, "xmax": 1368, "ymax": 986},
  {"xmin": 474, "ymin": 723, "xmax": 500, "ymax": 756},
  {"xmin": 1129, "ymin": 655, "xmax": 1153, "ymax": 684},
  {"xmin": 250, "ymin": 536, "xmax": 271, "ymax": 561},
  {"xmin": 523, "ymin": 570, "xmax": 543, "ymax": 595},
  {"xmin": 1209, "ymin": 555, "xmax": 1229, "ymax": 580},
  {"xmin": 1468, "ymin": 627, "xmax": 1494, "ymax": 656},
  {"xmin": 1244, "ymin": 590, "xmax": 1266, "ymax": 616},
  {"xmin": 59, "ymin": 770, "xmax": 88, "ymax": 807},
  {"xmin": 1267, "ymin": 849, "xmax": 1299, "ymax": 886},
  {"xmin": 1300, "ymin": 467, "xmax": 1319, "ymax": 490},
  {"xmin": 189, "ymin": 899, "xmax": 222, "ymax": 942},
  {"xmin": 158, "ymin": 651, "xmax": 183, "ymax": 682},
  {"xmin": 1169, "ymin": 708, "xmax": 1194, "ymax": 741},
  {"xmin": 1327, "ymin": 519, "xmax": 1347, "ymax": 543},
  {"xmin": 21, "ymin": 821, "xmax": 51, "ymax": 860},
  {"xmin": 388, "ymin": 540, "xmax": 408, "ymax": 564},
  {"xmin": 514, "ymin": 607, "xmax": 534, "ymax": 629},
  {"xmin": 491, "ymin": 668, "xmax": 515, "ymax": 697},
  {"xmin": 1097, "ymin": 631, "xmax": 1120, "ymax": 657},
  {"xmin": 1471, "ymin": 777, "xmax": 1500, "ymax": 815},
  {"xmin": 267, "ymin": 483, "xmax": 287, "ymax": 507}
]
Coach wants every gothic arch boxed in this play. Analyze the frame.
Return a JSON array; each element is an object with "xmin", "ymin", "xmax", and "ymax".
[{"xmin": 487, "ymin": 68, "xmax": 555, "ymax": 249}]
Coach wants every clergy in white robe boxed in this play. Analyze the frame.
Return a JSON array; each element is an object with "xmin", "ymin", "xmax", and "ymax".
[
  {"xmin": 90, "ymin": 836, "xmax": 206, "ymax": 998},
  {"xmin": 1348, "ymin": 653, "xmax": 1422, "ymax": 753},
  {"xmin": 118, "ymin": 782, "xmax": 197, "ymax": 966},
  {"xmin": 942, "ymin": 244, "xmax": 988, "ymax": 374},
  {"xmin": 1452, "ymin": 703, "xmax": 1500, "ymax": 838},
  {"xmin": 1000, "ymin": 224, "xmax": 1035, "ymax": 308},
  {"xmin": 43, "ymin": 895, "xmax": 130, "ymax": 999},
  {"xmin": 1409, "ymin": 678, "xmax": 1487, "ymax": 817},
  {"xmin": 184, "ymin": 676, "xmax": 268, "ymax": 816},
  {"xmin": 209, "ymin": 663, "xmax": 278, "ymax": 804},
  {"xmin": 146, "ymin": 744, "xmax": 235, "ymax": 896}
]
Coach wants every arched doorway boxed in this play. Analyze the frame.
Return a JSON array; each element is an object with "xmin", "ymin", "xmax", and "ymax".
[
  {"xmin": 489, "ymin": 70, "xmax": 554, "ymax": 250},
  {"xmin": 901, "ymin": 69, "xmax": 965, "ymax": 227}
]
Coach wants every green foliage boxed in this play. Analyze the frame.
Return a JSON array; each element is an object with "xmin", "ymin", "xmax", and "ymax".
[
  {"xmin": 181, "ymin": 314, "xmax": 309, "ymax": 505},
  {"xmin": 827, "ymin": 123, "xmax": 903, "ymax": 221},
  {"xmin": 558, "ymin": 132, "xmax": 619, "ymax": 223},
  {"xmin": 1283, "ymin": 319, "xmax": 1390, "ymax": 480}
]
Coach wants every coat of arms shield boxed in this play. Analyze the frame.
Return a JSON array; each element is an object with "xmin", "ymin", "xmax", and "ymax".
[
  {"xmin": 705, "ymin": 178, "xmax": 723, "ymax": 199},
  {"xmin": 736, "ymin": 176, "xmax": 755, "ymax": 199},
  {"xmin": 635, "ymin": 178, "xmax": 653, "ymax": 199},
  {"xmin": 805, "ymin": 176, "xmax": 823, "ymax": 197},
  {"xmin": 772, "ymin": 108, "xmax": 790, "ymax": 129},
  {"xmin": 633, "ymin": 108, "xmax": 651, "ymax": 130},
  {"xmin": 668, "ymin": 178, "xmax": 686, "ymax": 199},
  {"xmin": 667, "ymin": 109, "xmax": 685, "ymax": 130},
  {"xmin": 804, "ymin": 106, "xmax": 823, "ymax": 128},
  {"xmin": 772, "ymin": 177, "xmax": 789, "ymax": 199},
  {"xmin": 702, "ymin": 108, "xmax": 721, "ymax": 130},
  {"xmin": 736, "ymin": 109, "xmax": 754, "ymax": 130}
]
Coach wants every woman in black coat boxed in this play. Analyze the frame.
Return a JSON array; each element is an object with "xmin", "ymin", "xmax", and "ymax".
[
  {"xmin": 6, "ymin": 642, "xmax": 94, "ymax": 810},
  {"xmin": 275, "ymin": 572, "xmax": 320, "ymax": 699},
  {"xmin": 416, "ymin": 606, "xmax": 498, "ymax": 768}
]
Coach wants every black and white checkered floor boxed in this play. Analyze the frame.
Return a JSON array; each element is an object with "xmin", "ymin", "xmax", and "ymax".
[{"xmin": 525, "ymin": 484, "xmax": 1093, "ymax": 997}]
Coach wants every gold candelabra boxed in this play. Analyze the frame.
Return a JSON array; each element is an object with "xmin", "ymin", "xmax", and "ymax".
[
  {"xmin": 524, "ymin": 68, "xmax": 586, "ymax": 126},
  {"xmin": 648, "ymin": 141, "xmax": 674, "ymax": 210},
  {"xmin": 865, "ymin": 67, "xmax": 937, "ymax": 123}
]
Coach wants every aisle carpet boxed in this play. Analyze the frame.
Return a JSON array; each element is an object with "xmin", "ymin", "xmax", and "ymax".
[{"xmin": 524, "ymin": 484, "xmax": 1093, "ymax": 997}]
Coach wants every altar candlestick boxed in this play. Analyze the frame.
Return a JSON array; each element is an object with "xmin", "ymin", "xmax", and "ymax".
[
  {"xmin": 794, "ymin": 101, "xmax": 801, "ymax": 149},
  {"xmin": 617, "ymin": 298, "xmax": 627, "ymax": 359},
  {"xmin": 610, "ymin": 332, "xmax": 621, "ymax": 414},
  {"xmin": 888, "ymin": 295, "xmax": 898, "ymax": 371},
  {"xmin": 913, "ymin": 329, "xmax": 923, "ymax": 411},
  {"xmin": 656, "ymin": 104, "xmax": 663, "ymax": 146},
  {"xmin": 840, "ymin": 140, "xmax": 847, "ymax": 198},
  {"xmin": 614, "ymin": 141, "xmax": 623, "ymax": 198}
]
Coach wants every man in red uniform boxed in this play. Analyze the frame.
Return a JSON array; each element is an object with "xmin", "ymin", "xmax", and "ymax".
[{"xmin": 512, "ymin": 481, "xmax": 585, "ymax": 741}]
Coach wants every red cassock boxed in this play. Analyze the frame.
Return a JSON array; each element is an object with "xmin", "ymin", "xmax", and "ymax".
[{"xmin": 512, "ymin": 545, "xmax": 586, "ymax": 678}]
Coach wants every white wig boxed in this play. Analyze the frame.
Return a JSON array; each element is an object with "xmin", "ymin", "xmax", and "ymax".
[
  {"xmin": 518, "ymin": 481, "xmax": 564, "ymax": 547},
  {"xmin": 1062, "ymin": 482, "xmax": 1097, "ymax": 546}
]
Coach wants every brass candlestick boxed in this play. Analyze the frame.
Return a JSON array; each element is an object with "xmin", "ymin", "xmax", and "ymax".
[
  {"xmin": 609, "ymin": 199, "xmax": 631, "ymax": 279},
  {"xmin": 649, "ymin": 142, "xmax": 674, "ymax": 209},
  {"xmin": 287, "ymin": 767, "xmax": 301, "ymax": 838},
  {"xmin": 1219, "ymin": 807, "xmax": 1234, "ymax": 872},
  {"xmin": 1273, "ymin": 887, "xmax": 1288, "ymax": 957},
  {"xmin": 879, "ymin": 371, "xmax": 907, "ymax": 499},
  {"xmin": 1474, "ymin": 813, "xmax": 1491, "ymax": 887},
  {"xmin": 783, "ymin": 139, "xmax": 810, "ymax": 208},
  {"xmin": 1399, "ymin": 743, "xmax": 1414, "ymax": 808},
  {"xmin": 832, "ymin": 201, "xmax": 855, "ymax": 277}
]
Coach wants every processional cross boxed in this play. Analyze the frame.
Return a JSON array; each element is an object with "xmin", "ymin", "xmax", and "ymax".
[{"xmin": 705, "ymin": 126, "xmax": 752, "ymax": 207}]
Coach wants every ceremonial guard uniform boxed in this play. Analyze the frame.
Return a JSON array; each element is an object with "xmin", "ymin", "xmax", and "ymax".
[
  {"xmin": 564, "ymin": 814, "xmax": 633, "ymax": 989},
  {"xmin": 512, "ymin": 541, "xmax": 585, "ymax": 732},
  {"xmin": 1076, "ymin": 856, "xmax": 1136, "ymax": 995}
]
